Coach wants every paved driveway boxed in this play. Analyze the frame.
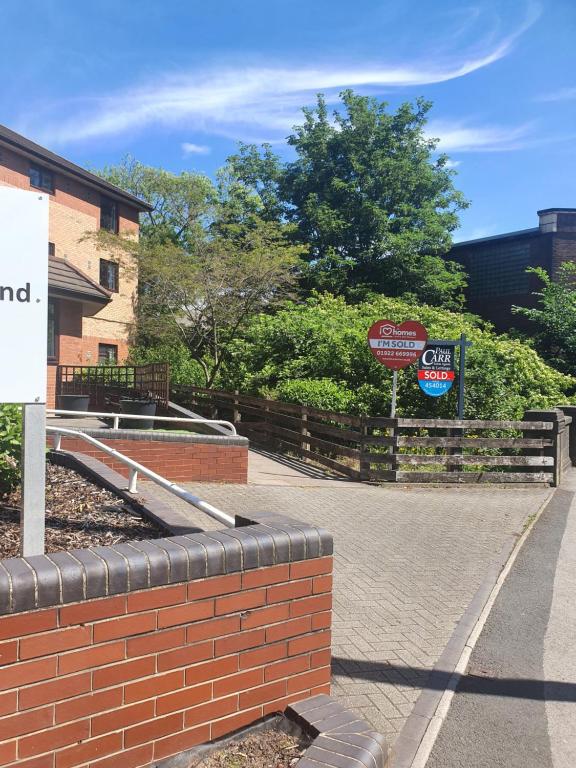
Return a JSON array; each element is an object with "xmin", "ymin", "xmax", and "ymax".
[{"xmin": 143, "ymin": 453, "xmax": 550, "ymax": 743}]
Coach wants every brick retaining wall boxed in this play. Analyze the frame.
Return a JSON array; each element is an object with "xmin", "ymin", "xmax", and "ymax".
[
  {"xmin": 0, "ymin": 514, "xmax": 332, "ymax": 767},
  {"xmin": 51, "ymin": 431, "xmax": 249, "ymax": 484}
]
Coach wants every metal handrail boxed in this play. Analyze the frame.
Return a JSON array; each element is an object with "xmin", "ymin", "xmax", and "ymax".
[
  {"xmin": 48, "ymin": 409, "xmax": 237, "ymax": 436},
  {"xmin": 47, "ymin": 426, "xmax": 235, "ymax": 528}
]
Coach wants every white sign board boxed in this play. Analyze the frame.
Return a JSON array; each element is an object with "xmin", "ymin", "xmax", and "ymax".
[{"xmin": 0, "ymin": 188, "xmax": 48, "ymax": 403}]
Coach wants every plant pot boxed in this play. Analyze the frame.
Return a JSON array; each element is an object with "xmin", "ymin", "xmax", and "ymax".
[
  {"xmin": 57, "ymin": 394, "xmax": 90, "ymax": 416},
  {"xmin": 119, "ymin": 399, "xmax": 157, "ymax": 430}
]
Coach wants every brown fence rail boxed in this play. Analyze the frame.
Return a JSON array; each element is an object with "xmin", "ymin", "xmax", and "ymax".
[
  {"xmin": 171, "ymin": 386, "xmax": 572, "ymax": 485},
  {"xmin": 57, "ymin": 363, "xmax": 170, "ymax": 412}
]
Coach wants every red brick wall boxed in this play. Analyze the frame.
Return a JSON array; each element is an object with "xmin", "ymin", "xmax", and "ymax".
[
  {"xmin": 0, "ymin": 560, "xmax": 332, "ymax": 768},
  {"xmin": 53, "ymin": 436, "xmax": 248, "ymax": 484},
  {"xmin": 46, "ymin": 300, "xmax": 130, "ymax": 408}
]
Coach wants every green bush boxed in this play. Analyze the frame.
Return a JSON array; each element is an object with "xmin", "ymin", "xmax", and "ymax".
[
  {"xmin": 220, "ymin": 294, "xmax": 574, "ymax": 419},
  {"xmin": 128, "ymin": 342, "xmax": 206, "ymax": 387},
  {"xmin": 0, "ymin": 404, "xmax": 22, "ymax": 493},
  {"xmin": 275, "ymin": 379, "xmax": 354, "ymax": 412}
]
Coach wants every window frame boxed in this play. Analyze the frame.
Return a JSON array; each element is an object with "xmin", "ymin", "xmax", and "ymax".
[
  {"xmin": 47, "ymin": 298, "xmax": 58, "ymax": 363},
  {"xmin": 100, "ymin": 197, "xmax": 119, "ymax": 233},
  {"xmin": 30, "ymin": 164, "xmax": 55, "ymax": 194},
  {"xmin": 98, "ymin": 344, "xmax": 118, "ymax": 365},
  {"xmin": 99, "ymin": 258, "xmax": 119, "ymax": 293}
]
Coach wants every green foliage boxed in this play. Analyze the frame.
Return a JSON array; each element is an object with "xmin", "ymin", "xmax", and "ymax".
[
  {"xmin": 275, "ymin": 379, "xmax": 354, "ymax": 413},
  {"xmin": 0, "ymin": 405, "xmax": 22, "ymax": 493},
  {"xmin": 513, "ymin": 263, "xmax": 576, "ymax": 375},
  {"xmin": 98, "ymin": 160, "xmax": 305, "ymax": 388},
  {"xmin": 97, "ymin": 157, "xmax": 214, "ymax": 247},
  {"xmin": 128, "ymin": 343, "xmax": 206, "ymax": 387},
  {"xmin": 219, "ymin": 294, "xmax": 574, "ymax": 419},
  {"xmin": 227, "ymin": 91, "xmax": 468, "ymax": 308}
]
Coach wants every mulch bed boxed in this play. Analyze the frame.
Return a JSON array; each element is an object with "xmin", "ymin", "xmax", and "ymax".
[
  {"xmin": 194, "ymin": 729, "xmax": 306, "ymax": 768},
  {"xmin": 0, "ymin": 463, "xmax": 163, "ymax": 559}
]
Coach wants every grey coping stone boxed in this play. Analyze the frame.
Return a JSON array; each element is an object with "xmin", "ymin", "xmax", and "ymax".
[
  {"xmin": 287, "ymin": 695, "xmax": 388, "ymax": 768},
  {"xmin": 0, "ymin": 462, "xmax": 334, "ymax": 615},
  {"xmin": 25, "ymin": 555, "xmax": 62, "ymax": 608},
  {"xmin": 67, "ymin": 549, "xmax": 108, "ymax": 599},
  {"xmin": 150, "ymin": 538, "xmax": 190, "ymax": 584},
  {"xmin": 61, "ymin": 428, "xmax": 248, "ymax": 446},
  {"xmin": 2, "ymin": 558, "xmax": 37, "ymax": 613},
  {"xmin": 127, "ymin": 540, "xmax": 171, "ymax": 587},
  {"xmin": 201, "ymin": 531, "xmax": 244, "ymax": 573},
  {"xmin": 213, "ymin": 529, "xmax": 260, "ymax": 570},
  {"xmin": 289, "ymin": 695, "xmax": 334, "ymax": 715},
  {"xmin": 169, "ymin": 536, "xmax": 210, "ymax": 581},
  {"xmin": 89, "ymin": 546, "xmax": 130, "ymax": 595},
  {"xmin": 46, "ymin": 552, "xmax": 85, "ymax": 603},
  {"xmin": 112, "ymin": 543, "xmax": 150, "ymax": 592},
  {"xmin": 0, "ymin": 563, "xmax": 12, "ymax": 614}
]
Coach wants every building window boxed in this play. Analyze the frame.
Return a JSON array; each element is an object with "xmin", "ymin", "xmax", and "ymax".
[
  {"xmin": 30, "ymin": 165, "xmax": 54, "ymax": 194},
  {"xmin": 48, "ymin": 242, "xmax": 55, "ymax": 257},
  {"xmin": 99, "ymin": 259, "xmax": 119, "ymax": 292},
  {"xmin": 98, "ymin": 344, "xmax": 118, "ymax": 365},
  {"xmin": 100, "ymin": 197, "xmax": 118, "ymax": 233},
  {"xmin": 47, "ymin": 299, "xmax": 57, "ymax": 361}
]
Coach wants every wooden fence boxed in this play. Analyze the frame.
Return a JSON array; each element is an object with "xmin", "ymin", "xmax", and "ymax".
[
  {"xmin": 56, "ymin": 363, "xmax": 170, "ymax": 412},
  {"xmin": 172, "ymin": 386, "xmax": 572, "ymax": 485}
]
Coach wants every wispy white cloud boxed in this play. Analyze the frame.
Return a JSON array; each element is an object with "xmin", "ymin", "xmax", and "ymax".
[
  {"xmin": 23, "ymin": 3, "xmax": 539, "ymax": 147},
  {"xmin": 444, "ymin": 159, "xmax": 462, "ymax": 168},
  {"xmin": 181, "ymin": 142, "xmax": 210, "ymax": 156},
  {"xmin": 539, "ymin": 86, "xmax": 576, "ymax": 102},
  {"xmin": 427, "ymin": 120, "xmax": 533, "ymax": 152}
]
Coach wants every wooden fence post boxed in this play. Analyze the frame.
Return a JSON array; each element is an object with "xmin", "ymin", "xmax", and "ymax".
[
  {"xmin": 359, "ymin": 415, "xmax": 369, "ymax": 481},
  {"xmin": 233, "ymin": 390, "xmax": 241, "ymax": 426},
  {"xmin": 301, "ymin": 406, "xmax": 310, "ymax": 453},
  {"xmin": 523, "ymin": 409, "xmax": 564, "ymax": 487}
]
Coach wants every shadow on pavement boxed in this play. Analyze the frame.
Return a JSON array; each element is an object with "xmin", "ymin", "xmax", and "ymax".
[{"xmin": 332, "ymin": 657, "xmax": 576, "ymax": 701}]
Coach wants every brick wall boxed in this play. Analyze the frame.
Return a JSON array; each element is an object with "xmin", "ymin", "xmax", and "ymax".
[
  {"xmin": 0, "ymin": 516, "xmax": 332, "ymax": 768},
  {"xmin": 53, "ymin": 434, "xmax": 248, "ymax": 484},
  {"xmin": 0, "ymin": 143, "xmax": 139, "ymax": 361}
]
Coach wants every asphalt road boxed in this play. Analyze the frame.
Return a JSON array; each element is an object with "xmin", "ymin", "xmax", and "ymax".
[{"xmin": 426, "ymin": 481, "xmax": 576, "ymax": 768}]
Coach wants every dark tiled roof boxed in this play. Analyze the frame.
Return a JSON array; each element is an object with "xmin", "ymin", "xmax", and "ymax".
[
  {"xmin": 48, "ymin": 258, "xmax": 111, "ymax": 304},
  {"xmin": 0, "ymin": 123, "xmax": 153, "ymax": 212},
  {"xmin": 452, "ymin": 227, "xmax": 539, "ymax": 249}
]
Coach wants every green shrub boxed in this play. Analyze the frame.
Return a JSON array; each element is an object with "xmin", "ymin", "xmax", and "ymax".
[
  {"xmin": 128, "ymin": 342, "xmax": 206, "ymax": 387},
  {"xmin": 220, "ymin": 294, "xmax": 575, "ymax": 419},
  {"xmin": 275, "ymin": 379, "xmax": 354, "ymax": 412},
  {"xmin": 0, "ymin": 404, "xmax": 22, "ymax": 493}
]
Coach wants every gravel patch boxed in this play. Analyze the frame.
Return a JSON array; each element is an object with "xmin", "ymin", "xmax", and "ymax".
[
  {"xmin": 194, "ymin": 729, "xmax": 306, "ymax": 768},
  {"xmin": 0, "ymin": 463, "xmax": 163, "ymax": 559}
]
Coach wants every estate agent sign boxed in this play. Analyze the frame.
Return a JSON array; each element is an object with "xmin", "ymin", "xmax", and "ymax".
[
  {"xmin": 367, "ymin": 319, "xmax": 428, "ymax": 370},
  {"xmin": 418, "ymin": 344, "xmax": 455, "ymax": 397},
  {"xmin": 0, "ymin": 188, "xmax": 48, "ymax": 403},
  {"xmin": 367, "ymin": 318, "xmax": 428, "ymax": 417}
]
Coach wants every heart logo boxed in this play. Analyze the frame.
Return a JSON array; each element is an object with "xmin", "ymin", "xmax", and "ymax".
[{"xmin": 367, "ymin": 319, "xmax": 428, "ymax": 370}]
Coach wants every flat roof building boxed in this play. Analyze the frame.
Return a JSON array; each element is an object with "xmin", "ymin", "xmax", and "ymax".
[
  {"xmin": 0, "ymin": 124, "xmax": 151, "ymax": 406},
  {"xmin": 448, "ymin": 208, "xmax": 576, "ymax": 330}
]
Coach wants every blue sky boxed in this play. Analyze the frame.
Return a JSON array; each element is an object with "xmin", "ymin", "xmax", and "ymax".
[{"xmin": 1, "ymin": 0, "xmax": 575, "ymax": 240}]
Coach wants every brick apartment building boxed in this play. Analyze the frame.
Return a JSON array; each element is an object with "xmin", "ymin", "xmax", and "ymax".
[
  {"xmin": 448, "ymin": 208, "xmax": 576, "ymax": 330},
  {"xmin": 0, "ymin": 124, "xmax": 151, "ymax": 406}
]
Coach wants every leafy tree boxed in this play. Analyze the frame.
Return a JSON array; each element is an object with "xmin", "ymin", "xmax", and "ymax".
[
  {"xmin": 97, "ymin": 159, "xmax": 304, "ymax": 387},
  {"xmin": 513, "ymin": 263, "xmax": 576, "ymax": 374},
  {"xmin": 227, "ymin": 91, "xmax": 468, "ymax": 307},
  {"xmin": 219, "ymin": 293, "xmax": 573, "ymax": 419},
  {"xmin": 98, "ymin": 156, "xmax": 214, "ymax": 247}
]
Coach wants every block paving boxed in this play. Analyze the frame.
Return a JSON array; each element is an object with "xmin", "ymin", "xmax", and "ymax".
[{"xmin": 146, "ymin": 472, "xmax": 550, "ymax": 742}]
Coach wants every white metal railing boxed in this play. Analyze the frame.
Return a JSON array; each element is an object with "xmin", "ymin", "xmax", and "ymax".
[
  {"xmin": 48, "ymin": 409, "xmax": 236, "ymax": 435},
  {"xmin": 47, "ymin": 426, "xmax": 235, "ymax": 528}
]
